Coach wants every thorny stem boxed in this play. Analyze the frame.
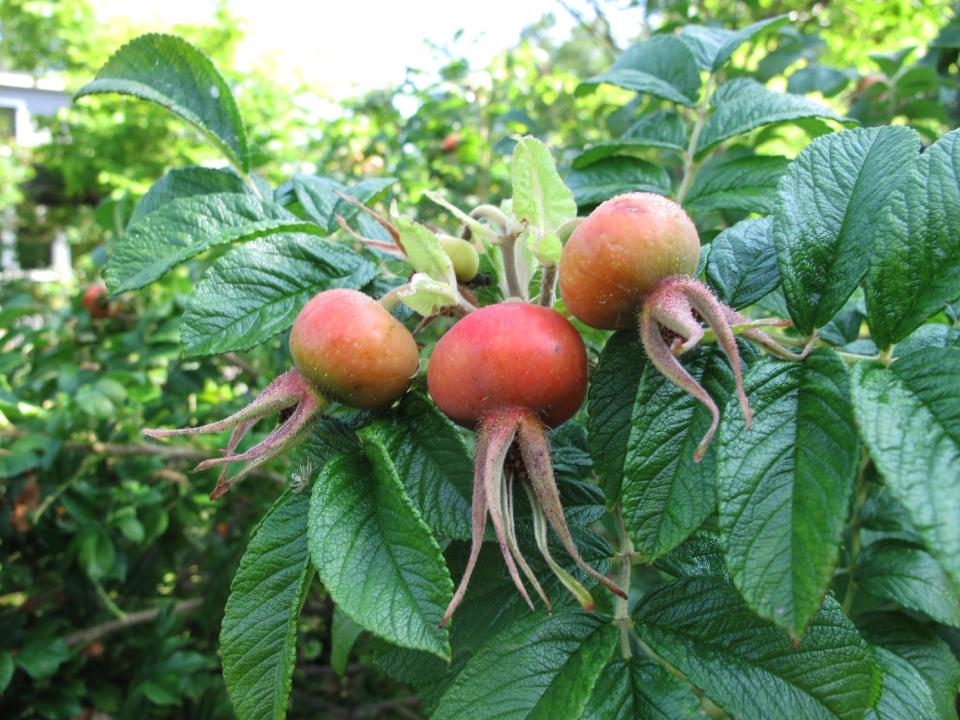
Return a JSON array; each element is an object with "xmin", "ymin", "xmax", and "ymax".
[
  {"xmin": 877, "ymin": 345, "xmax": 895, "ymax": 367},
  {"xmin": 842, "ymin": 449, "xmax": 872, "ymax": 616},
  {"xmin": 538, "ymin": 264, "xmax": 558, "ymax": 307},
  {"xmin": 675, "ymin": 74, "xmax": 716, "ymax": 205},
  {"xmin": 614, "ymin": 503, "xmax": 634, "ymax": 660}
]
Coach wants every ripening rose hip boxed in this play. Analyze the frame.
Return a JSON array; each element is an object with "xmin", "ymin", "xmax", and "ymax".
[
  {"xmin": 82, "ymin": 284, "xmax": 111, "ymax": 319},
  {"xmin": 560, "ymin": 192, "xmax": 700, "ymax": 330},
  {"xmin": 428, "ymin": 302, "xmax": 624, "ymax": 625},
  {"xmin": 559, "ymin": 192, "xmax": 811, "ymax": 461},
  {"xmin": 145, "ymin": 289, "xmax": 418, "ymax": 498}
]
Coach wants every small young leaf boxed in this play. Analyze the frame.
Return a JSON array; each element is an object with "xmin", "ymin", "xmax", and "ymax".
[
  {"xmin": 565, "ymin": 157, "xmax": 670, "ymax": 207},
  {"xmin": 394, "ymin": 215, "xmax": 456, "ymax": 284},
  {"xmin": 705, "ymin": 216, "xmax": 780, "ymax": 309},
  {"xmin": 860, "ymin": 541, "xmax": 960, "ymax": 627},
  {"xmin": 685, "ymin": 155, "xmax": 789, "ymax": 215},
  {"xmin": 717, "ymin": 350, "xmax": 860, "ymax": 636},
  {"xmin": 699, "ymin": 78, "xmax": 850, "ymax": 154},
  {"xmin": 773, "ymin": 126, "xmax": 920, "ymax": 333},
  {"xmin": 431, "ymin": 612, "xmax": 617, "ymax": 720},
  {"xmin": 221, "ymin": 490, "xmax": 313, "ymax": 720},
  {"xmin": 397, "ymin": 274, "xmax": 460, "ymax": 316},
  {"xmin": 307, "ymin": 445, "xmax": 452, "ymax": 660},
  {"xmin": 106, "ymin": 192, "xmax": 320, "ymax": 294},
  {"xmin": 577, "ymin": 35, "xmax": 701, "ymax": 106},
  {"xmin": 864, "ymin": 129, "xmax": 960, "ymax": 347},
  {"xmin": 181, "ymin": 234, "xmax": 375, "ymax": 356},
  {"xmin": 635, "ymin": 576, "xmax": 878, "ymax": 720},
  {"xmin": 512, "ymin": 137, "xmax": 577, "ymax": 266},
  {"xmin": 76, "ymin": 34, "xmax": 249, "ymax": 171},
  {"xmin": 850, "ymin": 348, "xmax": 960, "ymax": 593}
]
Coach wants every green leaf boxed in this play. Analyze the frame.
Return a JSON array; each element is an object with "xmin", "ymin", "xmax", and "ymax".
[
  {"xmin": 307, "ymin": 444, "xmax": 452, "ymax": 659},
  {"xmin": 864, "ymin": 129, "xmax": 960, "ymax": 347},
  {"xmin": 699, "ymin": 78, "xmax": 850, "ymax": 154},
  {"xmin": 573, "ymin": 111, "xmax": 686, "ymax": 169},
  {"xmin": 131, "ymin": 166, "xmax": 248, "ymax": 224},
  {"xmin": 788, "ymin": 65, "xmax": 851, "ymax": 98},
  {"xmin": 860, "ymin": 542, "xmax": 960, "ymax": 627},
  {"xmin": 394, "ymin": 215, "xmax": 456, "ymax": 283},
  {"xmin": 16, "ymin": 638, "xmax": 70, "ymax": 680},
  {"xmin": 705, "ymin": 217, "xmax": 780, "ymax": 309},
  {"xmin": 0, "ymin": 651, "xmax": 13, "ymax": 693},
  {"xmin": 78, "ymin": 528, "xmax": 116, "ymax": 579},
  {"xmin": 512, "ymin": 137, "xmax": 577, "ymax": 266},
  {"xmin": 330, "ymin": 606, "xmax": 363, "ymax": 677},
  {"xmin": 431, "ymin": 611, "xmax": 617, "ymax": 720},
  {"xmin": 75, "ymin": 34, "xmax": 249, "ymax": 171},
  {"xmin": 717, "ymin": 350, "xmax": 859, "ymax": 636},
  {"xmin": 635, "ymin": 576, "xmax": 878, "ymax": 720},
  {"xmin": 373, "ymin": 390, "xmax": 473, "ymax": 540},
  {"xmin": 773, "ymin": 126, "xmax": 919, "ymax": 333},
  {"xmin": 858, "ymin": 614, "xmax": 960, "ymax": 720},
  {"xmin": 292, "ymin": 176, "xmax": 396, "ymax": 233},
  {"xmin": 850, "ymin": 348, "xmax": 960, "ymax": 593},
  {"xmin": 565, "ymin": 157, "xmax": 670, "ymax": 207},
  {"xmin": 685, "ymin": 155, "xmax": 789, "ymax": 215},
  {"xmin": 591, "ymin": 337, "xmax": 739, "ymax": 558},
  {"xmin": 680, "ymin": 15, "xmax": 789, "ymax": 71},
  {"xmin": 577, "ymin": 36, "xmax": 701, "ymax": 105},
  {"xmin": 220, "ymin": 490, "xmax": 312, "ymax": 720},
  {"xmin": 106, "ymin": 192, "xmax": 320, "ymax": 294},
  {"xmin": 180, "ymin": 234, "xmax": 375, "ymax": 355},
  {"xmin": 581, "ymin": 652, "xmax": 701, "ymax": 719}
]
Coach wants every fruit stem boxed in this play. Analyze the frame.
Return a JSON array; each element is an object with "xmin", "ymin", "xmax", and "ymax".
[
  {"xmin": 499, "ymin": 227, "xmax": 528, "ymax": 300},
  {"xmin": 675, "ymin": 74, "xmax": 715, "ymax": 205},
  {"xmin": 614, "ymin": 503, "xmax": 633, "ymax": 660},
  {"xmin": 537, "ymin": 264, "xmax": 558, "ymax": 307},
  {"xmin": 469, "ymin": 204, "xmax": 511, "ymax": 235}
]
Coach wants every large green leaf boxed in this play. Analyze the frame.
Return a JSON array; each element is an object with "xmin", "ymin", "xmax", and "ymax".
[
  {"xmin": 512, "ymin": 136, "xmax": 577, "ymax": 266},
  {"xmin": 590, "ymin": 337, "xmax": 738, "ymax": 558},
  {"xmin": 75, "ymin": 34, "xmax": 249, "ymax": 170},
  {"xmin": 106, "ymin": 192, "xmax": 322, "ymax": 294},
  {"xmin": 859, "ymin": 541, "xmax": 960, "ymax": 627},
  {"xmin": 850, "ymin": 348, "xmax": 960, "ymax": 593},
  {"xmin": 371, "ymin": 390, "xmax": 473, "ymax": 540},
  {"xmin": 679, "ymin": 15, "xmax": 789, "ymax": 71},
  {"xmin": 221, "ymin": 490, "xmax": 312, "ymax": 720},
  {"xmin": 685, "ymin": 155, "xmax": 788, "ymax": 215},
  {"xmin": 292, "ymin": 176, "xmax": 397, "ymax": 233},
  {"xmin": 705, "ymin": 216, "xmax": 780, "ymax": 309},
  {"xmin": 577, "ymin": 35, "xmax": 701, "ymax": 105},
  {"xmin": 864, "ymin": 129, "xmax": 960, "ymax": 347},
  {"xmin": 717, "ymin": 350, "xmax": 859, "ymax": 636},
  {"xmin": 130, "ymin": 166, "xmax": 249, "ymax": 224},
  {"xmin": 307, "ymin": 442, "xmax": 452, "ymax": 659},
  {"xmin": 573, "ymin": 111, "xmax": 686, "ymax": 170},
  {"xmin": 581, "ymin": 652, "xmax": 701, "ymax": 719},
  {"xmin": 699, "ymin": 78, "xmax": 850, "ymax": 154},
  {"xmin": 180, "ymin": 234, "xmax": 376, "ymax": 355},
  {"xmin": 431, "ymin": 612, "xmax": 617, "ymax": 720},
  {"xmin": 858, "ymin": 614, "xmax": 960, "ymax": 720},
  {"xmin": 773, "ymin": 126, "xmax": 919, "ymax": 334},
  {"xmin": 635, "ymin": 576, "xmax": 878, "ymax": 720},
  {"xmin": 565, "ymin": 157, "xmax": 670, "ymax": 207}
]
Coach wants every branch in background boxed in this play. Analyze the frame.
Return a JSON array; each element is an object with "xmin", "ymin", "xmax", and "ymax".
[
  {"xmin": 221, "ymin": 352, "xmax": 261, "ymax": 379},
  {"xmin": 557, "ymin": 0, "xmax": 620, "ymax": 54},
  {"xmin": 65, "ymin": 598, "xmax": 203, "ymax": 647}
]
